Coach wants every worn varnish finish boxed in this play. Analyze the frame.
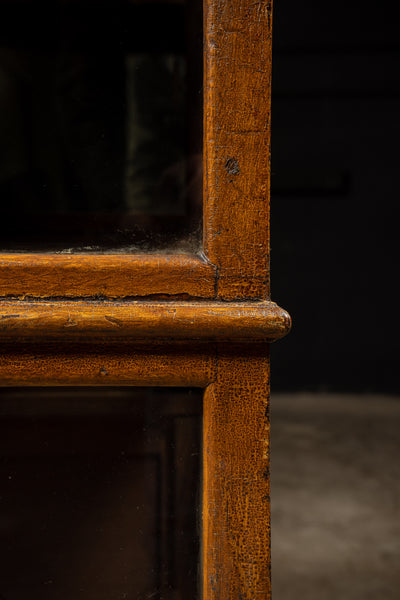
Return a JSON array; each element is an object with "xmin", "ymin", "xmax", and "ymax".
[
  {"xmin": 0, "ymin": 0, "xmax": 273, "ymax": 304},
  {"xmin": 0, "ymin": 1, "xmax": 283, "ymax": 599},
  {"xmin": 203, "ymin": 0, "xmax": 273, "ymax": 300},
  {"xmin": 0, "ymin": 300, "xmax": 290, "ymax": 343},
  {"xmin": 203, "ymin": 345, "xmax": 271, "ymax": 600},
  {"xmin": 0, "ymin": 254, "xmax": 216, "ymax": 299},
  {"xmin": 0, "ymin": 343, "xmax": 216, "ymax": 387}
]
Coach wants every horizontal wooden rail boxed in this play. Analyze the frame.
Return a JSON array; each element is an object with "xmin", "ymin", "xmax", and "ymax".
[
  {"xmin": 0, "ymin": 254, "xmax": 216, "ymax": 299},
  {"xmin": 0, "ymin": 300, "xmax": 291, "ymax": 343},
  {"xmin": 0, "ymin": 343, "xmax": 216, "ymax": 387}
]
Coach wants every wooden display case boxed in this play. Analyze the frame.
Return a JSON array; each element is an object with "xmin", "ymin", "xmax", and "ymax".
[{"xmin": 0, "ymin": 0, "xmax": 290, "ymax": 598}]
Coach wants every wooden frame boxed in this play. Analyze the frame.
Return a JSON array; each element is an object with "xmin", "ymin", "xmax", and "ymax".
[{"xmin": 0, "ymin": 0, "xmax": 290, "ymax": 598}]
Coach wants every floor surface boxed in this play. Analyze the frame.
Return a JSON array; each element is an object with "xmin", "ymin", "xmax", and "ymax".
[{"xmin": 271, "ymin": 393, "xmax": 400, "ymax": 599}]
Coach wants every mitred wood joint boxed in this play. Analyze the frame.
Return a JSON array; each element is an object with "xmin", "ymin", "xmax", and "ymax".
[{"xmin": 0, "ymin": 300, "xmax": 290, "ymax": 343}]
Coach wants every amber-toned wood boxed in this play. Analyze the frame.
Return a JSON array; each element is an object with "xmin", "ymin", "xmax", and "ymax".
[
  {"xmin": 0, "ymin": 254, "xmax": 216, "ymax": 299},
  {"xmin": 0, "ymin": 1, "xmax": 285, "ymax": 599},
  {"xmin": 0, "ymin": 343, "xmax": 215, "ymax": 387},
  {"xmin": 0, "ymin": 300, "xmax": 290, "ymax": 343},
  {"xmin": 203, "ymin": 0, "xmax": 273, "ymax": 300},
  {"xmin": 0, "ymin": 0, "xmax": 274, "ymax": 305},
  {"xmin": 203, "ymin": 345, "xmax": 271, "ymax": 600}
]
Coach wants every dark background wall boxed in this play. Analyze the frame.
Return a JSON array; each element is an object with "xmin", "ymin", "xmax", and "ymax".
[{"xmin": 270, "ymin": 0, "xmax": 399, "ymax": 393}]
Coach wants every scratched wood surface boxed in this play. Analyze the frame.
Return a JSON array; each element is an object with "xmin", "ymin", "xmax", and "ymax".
[
  {"xmin": 0, "ymin": 300, "xmax": 290, "ymax": 343},
  {"xmin": 0, "ymin": 1, "xmax": 278, "ymax": 599},
  {"xmin": 202, "ymin": 2, "xmax": 274, "ymax": 596},
  {"xmin": 0, "ymin": 0, "xmax": 273, "ymax": 304},
  {"xmin": 203, "ymin": 0, "xmax": 273, "ymax": 300},
  {"xmin": 0, "ymin": 254, "xmax": 216, "ymax": 299}
]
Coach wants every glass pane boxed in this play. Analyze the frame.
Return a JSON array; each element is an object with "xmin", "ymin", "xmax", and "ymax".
[
  {"xmin": 0, "ymin": 0, "xmax": 202, "ymax": 253},
  {"xmin": 0, "ymin": 387, "xmax": 202, "ymax": 599}
]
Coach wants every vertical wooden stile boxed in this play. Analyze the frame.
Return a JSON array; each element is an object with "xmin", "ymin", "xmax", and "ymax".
[
  {"xmin": 203, "ymin": 0, "xmax": 273, "ymax": 300},
  {"xmin": 203, "ymin": 0, "xmax": 274, "ymax": 597},
  {"xmin": 203, "ymin": 346, "xmax": 271, "ymax": 600}
]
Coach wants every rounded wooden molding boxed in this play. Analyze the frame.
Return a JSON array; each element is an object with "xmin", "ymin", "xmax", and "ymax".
[{"xmin": 0, "ymin": 300, "xmax": 291, "ymax": 343}]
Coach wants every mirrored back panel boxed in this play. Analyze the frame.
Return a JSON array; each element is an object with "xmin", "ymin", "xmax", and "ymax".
[
  {"xmin": 0, "ymin": 0, "xmax": 203, "ymax": 253},
  {"xmin": 0, "ymin": 387, "xmax": 202, "ymax": 599}
]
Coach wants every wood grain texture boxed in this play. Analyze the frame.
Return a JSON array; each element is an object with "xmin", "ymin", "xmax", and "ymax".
[
  {"xmin": 203, "ymin": 345, "xmax": 271, "ymax": 600},
  {"xmin": 203, "ymin": 0, "xmax": 273, "ymax": 300},
  {"xmin": 0, "ymin": 300, "xmax": 291, "ymax": 343},
  {"xmin": 0, "ymin": 2, "xmax": 283, "ymax": 599},
  {"xmin": 0, "ymin": 343, "xmax": 215, "ymax": 387},
  {"xmin": 0, "ymin": 254, "xmax": 216, "ymax": 299}
]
